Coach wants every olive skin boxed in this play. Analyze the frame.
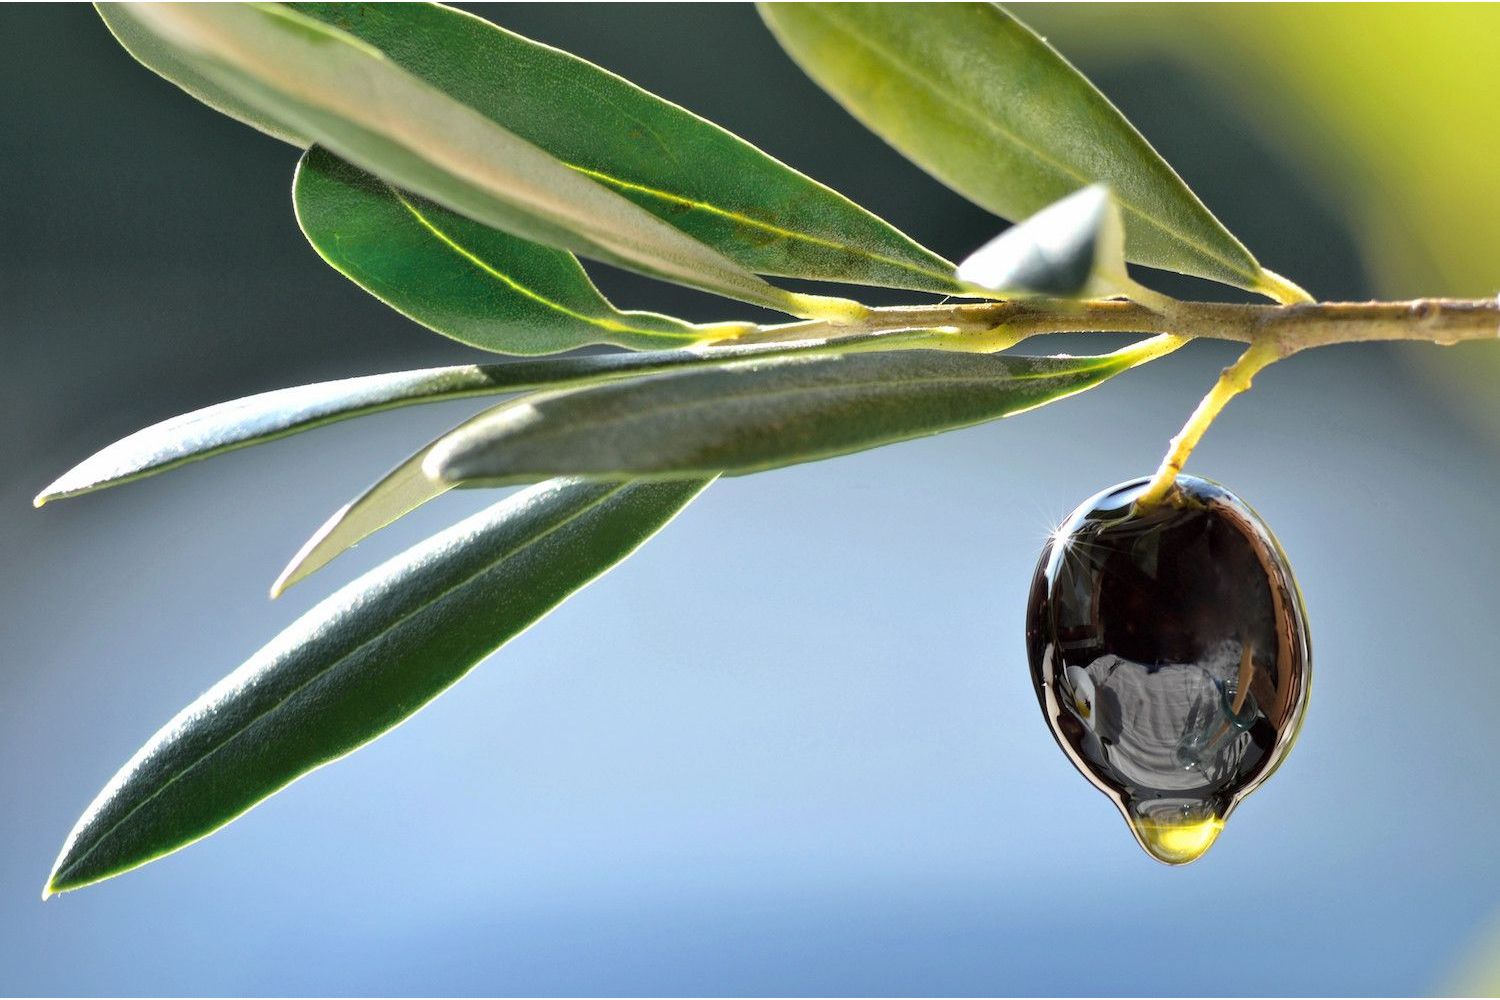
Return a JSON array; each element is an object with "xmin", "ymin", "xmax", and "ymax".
[{"xmin": 1026, "ymin": 475, "xmax": 1311, "ymax": 864}]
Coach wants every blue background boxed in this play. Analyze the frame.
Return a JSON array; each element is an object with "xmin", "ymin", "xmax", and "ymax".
[{"xmin": 5, "ymin": 4, "xmax": 1499, "ymax": 995}]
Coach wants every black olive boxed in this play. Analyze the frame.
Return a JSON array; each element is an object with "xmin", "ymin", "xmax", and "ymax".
[{"xmin": 1025, "ymin": 475, "xmax": 1311, "ymax": 864}]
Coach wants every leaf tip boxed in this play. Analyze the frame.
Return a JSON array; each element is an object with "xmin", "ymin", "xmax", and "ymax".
[
  {"xmin": 44, "ymin": 837, "xmax": 85, "ymax": 900},
  {"xmin": 41, "ymin": 861, "xmax": 78, "ymax": 901},
  {"xmin": 39, "ymin": 870, "xmax": 77, "ymax": 900},
  {"xmin": 270, "ymin": 546, "xmax": 316, "ymax": 600},
  {"xmin": 33, "ymin": 473, "xmax": 77, "ymax": 508},
  {"xmin": 271, "ymin": 499, "xmax": 363, "ymax": 598},
  {"xmin": 41, "ymin": 865, "xmax": 102, "ymax": 900},
  {"xmin": 268, "ymin": 551, "xmax": 313, "ymax": 598}
]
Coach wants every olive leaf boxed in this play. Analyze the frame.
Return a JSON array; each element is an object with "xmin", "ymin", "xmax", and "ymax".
[
  {"xmin": 102, "ymin": 3, "xmax": 856, "ymax": 320},
  {"xmin": 270, "ymin": 399, "xmax": 532, "ymax": 597},
  {"xmin": 426, "ymin": 339, "xmax": 1179, "ymax": 486},
  {"xmin": 96, "ymin": 0, "xmax": 307, "ymax": 146},
  {"xmin": 271, "ymin": 442, "xmax": 452, "ymax": 598},
  {"xmin": 33, "ymin": 333, "xmax": 922, "ymax": 508},
  {"xmin": 758, "ymin": 2, "xmax": 1308, "ymax": 302},
  {"xmin": 45, "ymin": 477, "xmax": 711, "ymax": 897},
  {"xmin": 286, "ymin": 2, "xmax": 959, "ymax": 295},
  {"xmin": 957, "ymin": 185, "xmax": 1129, "ymax": 299},
  {"xmin": 294, "ymin": 148, "xmax": 713, "ymax": 355},
  {"xmin": 34, "ymin": 365, "xmax": 513, "ymax": 507}
]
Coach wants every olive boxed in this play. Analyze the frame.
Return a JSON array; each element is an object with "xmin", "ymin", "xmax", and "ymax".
[{"xmin": 1025, "ymin": 475, "xmax": 1311, "ymax": 864}]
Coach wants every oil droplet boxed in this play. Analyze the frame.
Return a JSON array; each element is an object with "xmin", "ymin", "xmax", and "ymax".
[
  {"xmin": 1025, "ymin": 475, "xmax": 1311, "ymax": 864},
  {"xmin": 1133, "ymin": 813, "xmax": 1224, "ymax": 865}
]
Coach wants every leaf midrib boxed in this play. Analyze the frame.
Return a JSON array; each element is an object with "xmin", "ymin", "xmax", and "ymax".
[
  {"xmin": 566, "ymin": 163, "xmax": 959, "ymax": 287},
  {"xmin": 390, "ymin": 187, "xmax": 698, "ymax": 341},
  {"xmin": 170, "ymin": 3, "xmax": 782, "ymax": 307},
  {"xmin": 53, "ymin": 483, "xmax": 629, "ymax": 886},
  {"xmin": 305, "ymin": 5, "xmax": 955, "ymax": 290}
]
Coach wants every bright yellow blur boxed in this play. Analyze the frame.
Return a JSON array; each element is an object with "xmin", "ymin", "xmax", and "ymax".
[
  {"xmin": 1026, "ymin": 3, "xmax": 1500, "ymax": 298},
  {"xmin": 1026, "ymin": 3, "xmax": 1500, "ymax": 461}
]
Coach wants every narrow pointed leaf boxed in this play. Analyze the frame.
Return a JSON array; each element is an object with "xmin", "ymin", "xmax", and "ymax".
[
  {"xmin": 270, "ymin": 444, "xmax": 451, "ymax": 598},
  {"xmin": 34, "ymin": 365, "xmax": 504, "ymax": 507},
  {"xmin": 102, "ymin": 0, "xmax": 954, "ymax": 297},
  {"xmin": 34, "ymin": 332, "xmax": 918, "ymax": 507},
  {"xmin": 99, "ymin": 0, "xmax": 714, "ymax": 348},
  {"xmin": 46, "ymin": 476, "xmax": 710, "ymax": 896},
  {"xmin": 106, "ymin": 4, "xmax": 851, "ymax": 319},
  {"xmin": 274, "ymin": 365, "xmax": 700, "ymax": 594},
  {"xmin": 957, "ymin": 185, "xmax": 1128, "ymax": 298},
  {"xmin": 286, "ymin": 2, "xmax": 959, "ymax": 294},
  {"xmin": 293, "ymin": 148, "xmax": 708, "ymax": 355},
  {"xmin": 758, "ymin": 3, "xmax": 1306, "ymax": 302},
  {"xmin": 427, "ymin": 339, "xmax": 1179, "ymax": 486}
]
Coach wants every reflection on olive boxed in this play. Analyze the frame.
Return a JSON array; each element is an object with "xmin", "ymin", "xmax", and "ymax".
[{"xmin": 1025, "ymin": 475, "xmax": 1311, "ymax": 864}]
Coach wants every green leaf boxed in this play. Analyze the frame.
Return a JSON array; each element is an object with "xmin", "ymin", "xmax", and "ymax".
[
  {"xmin": 957, "ymin": 185, "xmax": 1128, "ymax": 299},
  {"xmin": 271, "ymin": 440, "xmax": 452, "ymax": 598},
  {"xmin": 33, "ymin": 332, "xmax": 920, "ymax": 507},
  {"xmin": 34, "ymin": 365, "xmax": 500, "ymax": 507},
  {"xmin": 758, "ymin": 2, "xmax": 1309, "ymax": 302},
  {"xmin": 45, "ymin": 477, "xmax": 710, "ymax": 896},
  {"xmin": 293, "ymin": 148, "xmax": 710, "ymax": 355},
  {"xmin": 426, "ymin": 338, "xmax": 1181, "ymax": 486},
  {"xmin": 287, "ymin": 2, "xmax": 959, "ymax": 295},
  {"xmin": 104, "ymin": 4, "xmax": 856, "ymax": 319},
  {"xmin": 95, "ymin": 1, "xmax": 307, "ymax": 146},
  {"xmin": 270, "ymin": 390, "xmax": 588, "ymax": 596}
]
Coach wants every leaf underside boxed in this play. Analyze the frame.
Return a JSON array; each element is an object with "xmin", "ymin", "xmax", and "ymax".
[
  {"xmin": 99, "ymin": 0, "xmax": 956, "ymax": 329},
  {"xmin": 46, "ymin": 477, "xmax": 710, "ymax": 896},
  {"xmin": 271, "ymin": 442, "xmax": 453, "ymax": 598},
  {"xmin": 34, "ymin": 332, "xmax": 927, "ymax": 507},
  {"xmin": 105, "ymin": 3, "xmax": 806, "ymax": 314},
  {"xmin": 429, "ymin": 347, "xmax": 1159, "ymax": 486},
  {"xmin": 957, "ymin": 184, "xmax": 1127, "ymax": 298},
  {"xmin": 287, "ymin": 2, "xmax": 959, "ymax": 295}
]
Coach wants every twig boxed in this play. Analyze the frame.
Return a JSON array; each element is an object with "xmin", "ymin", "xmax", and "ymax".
[
  {"xmin": 732, "ymin": 296, "xmax": 1500, "ymax": 352},
  {"xmin": 723, "ymin": 294, "xmax": 1500, "ymax": 500}
]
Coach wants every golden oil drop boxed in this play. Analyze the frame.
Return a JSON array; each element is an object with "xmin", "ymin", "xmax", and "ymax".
[{"xmin": 1025, "ymin": 475, "xmax": 1311, "ymax": 864}]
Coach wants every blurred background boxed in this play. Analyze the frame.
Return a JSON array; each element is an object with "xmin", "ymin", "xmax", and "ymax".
[{"xmin": 4, "ymin": 3, "xmax": 1500, "ymax": 994}]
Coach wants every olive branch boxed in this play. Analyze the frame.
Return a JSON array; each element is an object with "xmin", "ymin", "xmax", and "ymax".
[{"xmin": 32, "ymin": 1, "xmax": 1498, "ymax": 894}]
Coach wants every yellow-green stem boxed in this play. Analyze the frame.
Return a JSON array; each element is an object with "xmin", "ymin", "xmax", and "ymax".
[
  {"xmin": 1133, "ymin": 338, "xmax": 1284, "ymax": 508},
  {"xmin": 728, "ymin": 296, "xmax": 1500, "ymax": 352},
  {"xmin": 710, "ymin": 294, "xmax": 1498, "ymax": 503}
]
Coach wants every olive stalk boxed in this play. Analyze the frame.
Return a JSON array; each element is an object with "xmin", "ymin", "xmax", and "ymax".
[{"xmin": 1132, "ymin": 338, "xmax": 1282, "ymax": 508}]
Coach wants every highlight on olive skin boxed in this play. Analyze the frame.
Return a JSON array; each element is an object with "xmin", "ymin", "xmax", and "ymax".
[{"xmin": 1026, "ymin": 475, "xmax": 1312, "ymax": 864}]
